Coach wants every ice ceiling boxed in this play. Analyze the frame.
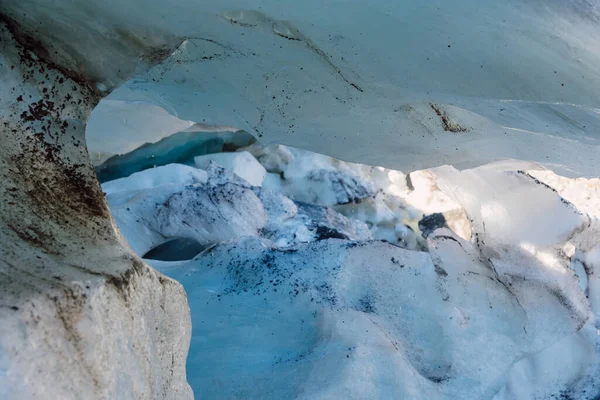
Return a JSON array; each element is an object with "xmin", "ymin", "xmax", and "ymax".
[{"xmin": 3, "ymin": 0, "xmax": 599, "ymax": 175}]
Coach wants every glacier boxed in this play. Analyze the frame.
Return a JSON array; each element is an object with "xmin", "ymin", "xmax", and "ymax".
[{"xmin": 1, "ymin": 0, "xmax": 600, "ymax": 399}]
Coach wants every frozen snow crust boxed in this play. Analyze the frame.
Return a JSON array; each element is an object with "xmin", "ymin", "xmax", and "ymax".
[{"xmin": 105, "ymin": 144, "xmax": 600, "ymax": 400}]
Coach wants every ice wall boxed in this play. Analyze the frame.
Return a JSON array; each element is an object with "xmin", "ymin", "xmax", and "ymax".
[{"xmin": 0, "ymin": 14, "xmax": 192, "ymax": 400}]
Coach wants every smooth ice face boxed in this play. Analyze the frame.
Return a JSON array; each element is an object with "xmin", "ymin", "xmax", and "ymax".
[{"xmin": 94, "ymin": 130, "xmax": 255, "ymax": 182}]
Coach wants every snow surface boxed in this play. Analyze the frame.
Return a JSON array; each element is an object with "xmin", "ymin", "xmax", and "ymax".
[
  {"xmin": 150, "ymin": 230, "xmax": 593, "ymax": 399},
  {"xmin": 103, "ymin": 140, "xmax": 600, "ymax": 399}
]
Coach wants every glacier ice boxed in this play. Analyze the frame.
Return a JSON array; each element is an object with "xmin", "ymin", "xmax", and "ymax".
[
  {"xmin": 0, "ymin": 20, "xmax": 192, "ymax": 399},
  {"xmin": 95, "ymin": 130, "xmax": 255, "ymax": 183},
  {"xmin": 151, "ymin": 228, "xmax": 591, "ymax": 399},
  {"xmin": 2, "ymin": 0, "xmax": 600, "ymax": 398},
  {"xmin": 1, "ymin": 0, "xmax": 596, "ymax": 175},
  {"xmin": 105, "ymin": 160, "xmax": 374, "ymax": 256},
  {"xmin": 69, "ymin": 0, "xmax": 600, "ymax": 177}
]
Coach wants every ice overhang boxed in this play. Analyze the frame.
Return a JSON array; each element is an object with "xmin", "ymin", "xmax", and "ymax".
[{"xmin": 3, "ymin": 0, "xmax": 600, "ymax": 176}]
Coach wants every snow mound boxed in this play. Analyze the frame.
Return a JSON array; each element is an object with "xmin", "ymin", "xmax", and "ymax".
[{"xmin": 155, "ymin": 232, "xmax": 589, "ymax": 399}]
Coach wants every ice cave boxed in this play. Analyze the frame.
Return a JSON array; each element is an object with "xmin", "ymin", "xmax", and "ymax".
[{"xmin": 1, "ymin": 1, "xmax": 600, "ymax": 399}]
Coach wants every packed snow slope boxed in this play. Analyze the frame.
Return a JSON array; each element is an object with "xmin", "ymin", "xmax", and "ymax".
[
  {"xmin": 2, "ymin": 0, "xmax": 600, "ymax": 175},
  {"xmin": 104, "ymin": 143, "xmax": 600, "ymax": 399}
]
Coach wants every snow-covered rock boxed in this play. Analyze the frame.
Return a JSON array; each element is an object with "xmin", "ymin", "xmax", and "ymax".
[
  {"xmin": 195, "ymin": 151, "xmax": 266, "ymax": 186},
  {"xmin": 106, "ymin": 162, "xmax": 372, "ymax": 256}
]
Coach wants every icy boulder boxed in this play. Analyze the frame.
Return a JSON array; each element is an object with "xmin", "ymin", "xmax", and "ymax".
[
  {"xmin": 106, "ymin": 163, "xmax": 266, "ymax": 255},
  {"xmin": 434, "ymin": 164, "xmax": 588, "ymax": 248},
  {"xmin": 251, "ymin": 145, "xmax": 377, "ymax": 206},
  {"xmin": 433, "ymin": 164, "xmax": 590, "ymax": 319},
  {"xmin": 423, "ymin": 162, "xmax": 600, "ymax": 398},
  {"xmin": 155, "ymin": 164, "xmax": 267, "ymax": 245},
  {"xmin": 106, "ymin": 162, "xmax": 372, "ymax": 256},
  {"xmin": 528, "ymin": 170, "xmax": 600, "ymax": 219},
  {"xmin": 195, "ymin": 151, "xmax": 266, "ymax": 186}
]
